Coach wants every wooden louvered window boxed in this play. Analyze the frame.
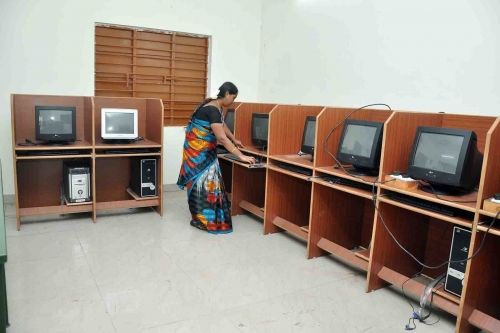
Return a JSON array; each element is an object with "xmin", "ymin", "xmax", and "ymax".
[{"xmin": 95, "ymin": 24, "xmax": 209, "ymax": 126}]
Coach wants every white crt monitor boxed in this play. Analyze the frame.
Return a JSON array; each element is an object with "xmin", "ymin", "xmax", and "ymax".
[{"xmin": 101, "ymin": 108, "xmax": 138, "ymax": 140}]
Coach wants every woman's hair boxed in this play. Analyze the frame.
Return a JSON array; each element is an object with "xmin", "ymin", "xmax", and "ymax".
[
  {"xmin": 216, "ymin": 82, "xmax": 238, "ymax": 98},
  {"xmin": 198, "ymin": 82, "xmax": 238, "ymax": 109}
]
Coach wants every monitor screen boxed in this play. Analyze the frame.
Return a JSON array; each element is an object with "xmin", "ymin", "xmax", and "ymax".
[
  {"xmin": 253, "ymin": 116, "xmax": 268, "ymax": 141},
  {"xmin": 413, "ymin": 132, "xmax": 464, "ymax": 174},
  {"xmin": 225, "ymin": 110, "xmax": 235, "ymax": 132},
  {"xmin": 38, "ymin": 109, "xmax": 74, "ymax": 135},
  {"xmin": 340, "ymin": 124, "xmax": 377, "ymax": 158},
  {"xmin": 104, "ymin": 112, "xmax": 135, "ymax": 134},
  {"xmin": 303, "ymin": 118, "xmax": 316, "ymax": 148}
]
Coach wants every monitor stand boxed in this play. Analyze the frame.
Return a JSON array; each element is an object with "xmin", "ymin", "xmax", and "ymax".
[{"xmin": 419, "ymin": 183, "xmax": 469, "ymax": 196}]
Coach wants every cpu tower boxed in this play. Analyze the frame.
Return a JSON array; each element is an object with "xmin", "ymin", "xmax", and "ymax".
[
  {"xmin": 63, "ymin": 162, "xmax": 91, "ymax": 203},
  {"xmin": 130, "ymin": 158, "xmax": 157, "ymax": 197},
  {"xmin": 445, "ymin": 227, "xmax": 471, "ymax": 296}
]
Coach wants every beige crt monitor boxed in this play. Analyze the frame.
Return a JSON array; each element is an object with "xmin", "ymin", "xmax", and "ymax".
[{"xmin": 101, "ymin": 108, "xmax": 138, "ymax": 140}]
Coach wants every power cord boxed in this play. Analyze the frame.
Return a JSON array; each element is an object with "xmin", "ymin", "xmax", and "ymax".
[
  {"xmin": 402, "ymin": 269, "xmax": 443, "ymax": 330},
  {"xmin": 373, "ymin": 201, "xmax": 498, "ymax": 270}
]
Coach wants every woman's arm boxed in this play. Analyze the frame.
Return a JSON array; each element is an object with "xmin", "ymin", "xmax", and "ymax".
[
  {"xmin": 212, "ymin": 123, "xmax": 255, "ymax": 163},
  {"xmin": 223, "ymin": 122, "xmax": 244, "ymax": 148}
]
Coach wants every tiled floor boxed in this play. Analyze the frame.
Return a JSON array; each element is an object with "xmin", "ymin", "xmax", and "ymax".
[{"xmin": 5, "ymin": 190, "xmax": 455, "ymax": 332}]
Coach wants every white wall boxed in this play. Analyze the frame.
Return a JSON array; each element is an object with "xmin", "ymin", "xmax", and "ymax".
[
  {"xmin": 258, "ymin": 0, "xmax": 500, "ymax": 116},
  {"xmin": 0, "ymin": 0, "xmax": 263, "ymax": 195}
]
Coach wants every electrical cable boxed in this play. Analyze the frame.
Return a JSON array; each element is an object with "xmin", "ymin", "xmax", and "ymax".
[{"xmin": 373, "ymin": 203, "xmax": 498, "ymax": 270}]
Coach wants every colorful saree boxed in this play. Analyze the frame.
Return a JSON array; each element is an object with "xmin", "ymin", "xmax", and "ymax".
[{"xmin": 177, "ymin": 117, "xmax": 232, "ymax": 234}]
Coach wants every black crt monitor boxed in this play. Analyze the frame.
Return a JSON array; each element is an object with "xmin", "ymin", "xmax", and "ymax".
[
  {"xmin": 301, "ymin": 116, "xmax": 316, "ymax": 156},
  {"xmin": 35, "ymin": 106, "xmax": 76, "ymax": 143},
  {"xmin": 225, "ymin": 109, "xmax": 235, "ymax": 133},
  {"xmin": 251, "ymin": 113, "xmax": 269, "ymax": 149},
  {"xmin": 407, "ymin": 127, "xmax": 483, "ymax": 195},
  {"xmin": 336, "ymin": 119, "xmax": 384, "ymax": 175}
]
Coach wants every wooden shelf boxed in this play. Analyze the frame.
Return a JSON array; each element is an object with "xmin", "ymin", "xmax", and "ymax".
[
  {"xmin": 95, "ymin": 152, "xmax": 161, "ymax": 158},
  {"xmin": 94, "ymin": 139, "xmax": 162, "ymax": 149},
  {"xmin": 315, "ymin": 166, "xmax": 378, "ymax": 185},
  {"xmin": 380, "ymin": 182, "xmax": 477, "ymax": 213},
  {"xmin": 478, "ymin": 209, "xmax": 500, "ymax": 219},
  {"xmin": 317, "ymin": 237, "xmax": 369, "ymax": 271},
  {"xmin": 468, "ymin": 309, "xmax": 500, "ymax": 333},
  {"xmin": 312, "ymin": 177, "xmax": 373, "ymax": 200},
  {"xmin": 126, "ymin": 188, "xmax": 159, "ymax": 201},
  {"xmin": 377, "ymin": 266, "xmax": 460, "ymax": 315},
  {"xmin": 270, "ymin": 154, "xmax": 314, "ymax": 170},
  {"xmin": 16, "ymin": 154, "xmax": 93, "ymax": 160},
  {"xmin": 64, "ymin": 198, "xmax": 92, "ymax": 206},
  {"xmin": 378, "ymin": 196, "xmax": 474, "ymax": 228},
  {"xmin": 300, "ymin": 225, "xmax": 309, "ymax": 233},
  {"xmin": 267, "ymin": 164, "xmax": 311, "ymax": 181},
  {"xmin": 238, "ymin": 200, "xmax": 264, "ymax": 219},
  {"xmin": 272, "ymin": 217, "xmax": 308, "ymax": 241},
  {"xmin": 19, "ymin": 204, "xmax": 93, "ymax": 217},
  {"xmin": 15, "ymin": 141, "xmax": 93, "ymax": 151},
  {"xmin": 96, "ymin": 198, "xmax": 160, "ymax": 211}
]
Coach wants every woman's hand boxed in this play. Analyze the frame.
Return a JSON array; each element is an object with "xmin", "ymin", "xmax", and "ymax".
[
  {"xmin": 239, "ymin": 155, "xmax": 256, "ymax": 164},
  {"xmin": 233, "ymin": 139, "xmax": 244, "ymax": 148}
]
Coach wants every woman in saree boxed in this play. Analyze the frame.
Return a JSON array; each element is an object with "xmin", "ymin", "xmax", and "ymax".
[{"xmin": 177, "ymin": 82, "xmax": 256, "ymax": 233}]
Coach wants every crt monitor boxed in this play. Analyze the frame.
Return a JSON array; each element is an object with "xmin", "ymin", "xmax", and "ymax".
[
  {"xmin": 101, "ymin": 108, "xmax": 138, "ymax": 140},
  {"xmin": 408, "ymin": 126, "xmax": 483, "ymax": 194},
  {"xmin": 301, "ymin": 116, "xmax": 316, "ymax": 156},
  {"xmin": 337, "ymin": 119, "xmax": 384, "ymax": 175},
  {"xmin": 35, "ymin": 106, "xmax": 76, "ymax": 143},
  {"xmin": 225, "ymin": 109, "xmax": 235, "ymax": 133},
  {"xmin": 251, "ymin": 113, "xmax": 269, "ymax": 148}
]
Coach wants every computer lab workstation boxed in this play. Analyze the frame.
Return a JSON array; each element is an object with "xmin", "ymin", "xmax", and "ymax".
[
  {"xmin": 11, "ymin": 94, "xmax": 164, "ymax": 230},
  {"xmin": 218, "ymin": 102, "xmax": 500, "ymax": 333}
]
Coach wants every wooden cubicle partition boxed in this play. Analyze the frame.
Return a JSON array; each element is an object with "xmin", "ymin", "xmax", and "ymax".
[
  {"xmin": 235, "ymin": 102, "xmax": 277, "ymax": 157},
  {"xmin": 367, "ymin": 112, "xmax": 498, "ymax": 326},
  {"xmin": 94, "ymin": 97, "xmax": 163, "ymax": 148},
  {"xmin": 457, "ymin": 117, "xmax": 500, "ymax": 333},
  {"xmin": 12, "ymin": 94, "xmax": 94, "ymax": 148},
  {"xmin": 307, "ymin": 107, "xmax": 393, "ymax": 270},
  {"xmin": 267, "ymin": 105, "xmax": 325, "ymax": 169},
  {"xmin": 264, "ymin": 105, "xmax": 324, "ymax": 240}
]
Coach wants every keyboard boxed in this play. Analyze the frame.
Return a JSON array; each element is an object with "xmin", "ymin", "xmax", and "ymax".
[
  {"xmin": 321, "ymin": 175, "xmax": 374, "ymax": 192},
  {"xmin": 387, "ymin": 192, "xmax": 458, "ymax": 217},
  {"xmin": 223, "ymin": 154, "xmax": 265, "ymax": 168},
  {"xmin": 275, "ymin": 162, "xmax": 312, "ymax": 176}
]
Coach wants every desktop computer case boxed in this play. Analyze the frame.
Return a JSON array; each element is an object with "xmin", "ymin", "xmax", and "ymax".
[
  {"xmin": 63, "ymin": 164, "xmax": 91, "ymax": 203},
  {"xmin": 445, "ymin": 226, "xmax": 471, "ymax": 296},
  {"xmin": 130, "ymin": 158, "xmax": 157, "ymax": 197}
]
